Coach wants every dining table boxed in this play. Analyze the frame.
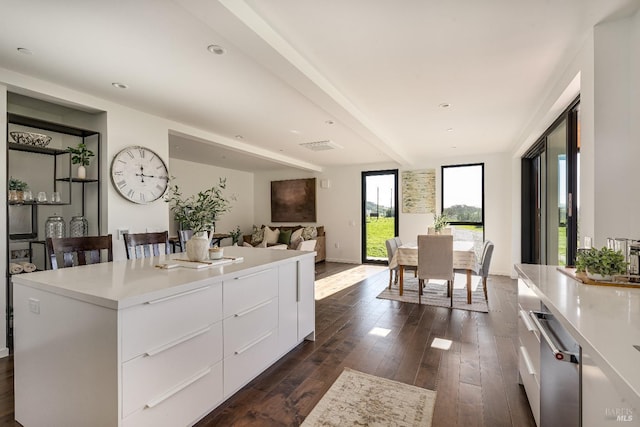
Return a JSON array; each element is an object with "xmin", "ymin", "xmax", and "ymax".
[{"xmin": 388, "ymin": 240, "xmax": 478, "ymax": 303}]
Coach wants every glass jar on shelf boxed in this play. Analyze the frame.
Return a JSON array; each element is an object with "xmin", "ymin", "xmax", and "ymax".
[
  {"xmin": 69, "ymin": 215, "xmax": 88, "ymax": 237},
  {"xmin": 45, "ymin": 215, "xmax": 65, "ymax": 238}
]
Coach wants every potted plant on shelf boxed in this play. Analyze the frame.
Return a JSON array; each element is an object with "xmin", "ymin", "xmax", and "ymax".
[
  {"xmin": 575, "ymin": 246, "xmax": 627, "ymax": 281},
  {"xmin": 165, "ymin": 177, "xmax": 235, "ymax": 261},
  {"xmin": 229, "ymin": 226, "xmax": 242, "ymax": 246},
  {"xmin": 8, "ymin": 177, "xmax": 29, "ymax": 202},
  {"xmin": 67, "ymin": 142, "xmax": 95, "ymax": 179}
]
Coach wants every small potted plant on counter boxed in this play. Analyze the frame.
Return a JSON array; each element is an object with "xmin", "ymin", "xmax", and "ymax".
[
  {"xmin": 229, "ymin": 225, "xmax": 242, "ymax": 246},
  {"xmin": 67, "ymin": 142, "xmax": 95, "ymax": 179},
  {"xmin": 575, "ymin": 246, "xmax": 627, "ymax": 281}
]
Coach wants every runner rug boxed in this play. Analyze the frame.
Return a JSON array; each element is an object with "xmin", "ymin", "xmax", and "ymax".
[
  {"xmin": 377, "ymin": 273, "xmax": 489, "ymax": 312},
  {"xmin": 302, "ymin": 368, "xmax": 436, "ymax": 426}
]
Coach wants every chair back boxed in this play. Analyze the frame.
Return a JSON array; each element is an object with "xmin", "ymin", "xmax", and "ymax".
[
  {"xmin": 417, "ymin": 234, "xmax": 454, "ymax": 281},
  {"xmin": 178, "ymin": 229, "xmax": 194, "ymax": 251},
  {"xmin": 46, "ymin": 235, "xmax": 113, "ymax": 269},
  {"xmin": 385, "ymin": 238, "xmax": 398, "ymax": 264},
  {"xmin": 479, "ymin": 241, "xmax": 494, "ymax": 277},
  {"xmin": 123, "ymin": 231, "xmax": 170, "ymax": 259},
  {"xmin": 394, "ymin": 236, "xmax": 403, "ymax": 247}
]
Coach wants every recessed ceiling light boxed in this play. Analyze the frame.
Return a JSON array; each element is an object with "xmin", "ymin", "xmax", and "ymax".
[
  {"xmin": 447, "ymin": 128, "xmax": 454, "ymax": 132},
  {"xmin": 17, "ymin": 47, "xmax": 32, "ymax": 55},
  {"xmin": 112, "ymin": 82, "xmax": 128, "ymax": 89},
  {"xmin": 439, "ymin": 102, "xmax": 451, "ymax": 108},
  {"xmin": 207, "ymin": 44, "xmax": 226, "ymax": 55},
  {"xmin": 451, "ymin": 146, "xmax": 457, "ymax": 149},
  {"xmin": 325, "ymin": 120, "xmax": 335, "ymax": 125},
  {"xmin": 234, "ymin": 135, "xmax": 244, "ymax": 140},
  {"xmin": 290, "ymin": 129, "xmax": 300, "ymax": 134}
]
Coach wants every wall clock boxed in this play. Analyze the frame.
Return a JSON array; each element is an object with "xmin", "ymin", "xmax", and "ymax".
[{"xmin": 110, "ymin": 145, "xmax": 169, "ymax": 204}]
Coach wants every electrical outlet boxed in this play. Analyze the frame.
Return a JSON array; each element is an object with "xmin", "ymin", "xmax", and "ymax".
[
  {"xmin": 117, "ymin": 228, "xmax": 130, "ymax": 240},
  {"xmin": 334, "ymin": 242, "xmax": 340, "ymax": 249},
  {"xmin": 28, "ymin": 298, "xmax": 40, "ymax": 314}
]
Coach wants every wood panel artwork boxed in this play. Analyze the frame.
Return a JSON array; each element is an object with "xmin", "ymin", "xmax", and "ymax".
[
  {"xmin": 271, "ymin": 178, "xmax": 316, "ymax": 222},
  {"xmin": 402, "ymin": 169, "xmax": 435, "ymax": 214}
]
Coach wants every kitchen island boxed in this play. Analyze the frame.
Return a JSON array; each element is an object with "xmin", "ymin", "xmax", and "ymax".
[
  {"xmin": 516, "ymin": 264, "xmax": 640, "ymax": 426},
  {"xmin": 12, "ymin": 246, "xmax": 316, "ymax": 427}
]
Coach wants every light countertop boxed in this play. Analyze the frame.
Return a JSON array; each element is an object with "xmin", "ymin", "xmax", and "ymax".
[
  {"xmin": 11, "ymin": 246, "xmax": 314, "ymax": 310},
  {"xmin": 515, "ymin": 264, "xmax": 640, "ymax": 408}
]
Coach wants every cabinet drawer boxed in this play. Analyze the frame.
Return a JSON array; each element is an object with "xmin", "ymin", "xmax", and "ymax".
[
  {"xmin": 519, "ymin": 346, "xmax": 540, "ymax": 427},
  {"xmin": 518, "ymin": 310, "xmax": 540, "ymax": 376},
  {"xmin": 123, "ymin": 361, "xmax": 223, "ymax": 427},
  {"xmin": 122, "ymin": 282, "xmax": 222, "ymax": 361},
  {"xmin": 224, "ymin": 328, "xmax": 278, "ymax": 397},
  {"xmin": 122, "ymin": 321, "xmax": 222, "ymax": 417},
  {"xmin": 223, "ymin": 268, "xmax": 278, "ymax": 318},
  {"xmin": 223, "ymin": 297, "xmax": 278, "ymax": 358}
]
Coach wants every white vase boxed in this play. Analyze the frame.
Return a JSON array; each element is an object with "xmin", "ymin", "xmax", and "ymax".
[
  {"xmin": 77, "ymin": 165, "xmax": 86, "ymax": 179},
  {"xmin": 186, "ymin": 232, "xmax": 210, "ymax": 261}
]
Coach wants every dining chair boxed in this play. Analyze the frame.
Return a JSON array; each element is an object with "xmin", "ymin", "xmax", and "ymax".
[
  {"xmin": 385, "ymin": 238, "xmax": 398, "ymax": 289},
  {"xmin": 178, "ymin": 229, "xmax": 194, "ymax": 252},
  {"xmin": 417, "ymin": 234, "xmax": 454, "ymax": 305},
  {"xmin": 46, "ymin": 235, "xmax": 113, "ymax": 269},
  {"xmin": 477, "ymin": 241, "xmax": 494, "ymax": 301},
  {"xmin": 393, "ymin": 236, "xmax": 417, "ymax": 280},
  {"xmin": 123, "ymin": 231, "xmax": 170, "ymax": 259}
]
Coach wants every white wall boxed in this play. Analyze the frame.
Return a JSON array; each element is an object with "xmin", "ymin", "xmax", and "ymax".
[
  {"xmin": 254, "ymin": 152, "xmax": 513, "ymax": 275},
  {"xmin": 167, "ymin": 158, "xmax": 254, "ymax": 245},
  {"xmin": 0, "ymin": 85, "xmax": 7, "ymax": 356}
]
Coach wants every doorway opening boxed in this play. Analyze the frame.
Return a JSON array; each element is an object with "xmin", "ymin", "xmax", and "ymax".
[{"xmin": 361, "ymin": 170, "xmax": 398, "ymax": 264}]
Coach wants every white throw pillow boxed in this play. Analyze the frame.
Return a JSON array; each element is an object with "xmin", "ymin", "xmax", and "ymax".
[
  {"xmin": 242, "ymin": 241, "xmax": 254, "ymax": 248},
  {"xmin": 264, "ymin": 226, "xmax": 280, "ymax": 244},
  {"xmin": 290, "ymin": 227, "xmax": 303, "ymax": 243}
]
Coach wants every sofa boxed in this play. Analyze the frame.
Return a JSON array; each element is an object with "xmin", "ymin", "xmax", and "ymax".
[{"xmin": 243, "ymin": 225, "xmax": 326, "ymax": 263}]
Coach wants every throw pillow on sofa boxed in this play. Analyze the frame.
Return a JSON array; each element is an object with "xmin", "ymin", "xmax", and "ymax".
[
  {"xmin": 264, "ymin": 226, "xmax": 280, "ymax": 245},
  {"xmin": 278, "ymin": 229, "xmax": 292, "ymax": 245},
  {"xmin": 301, "ymin": 226, "xmax": 317, "ymax": 241},
  {"xmin": 250, "ymin": 225, "xmax": 264, "ymax": 245},
  {"xmin": 290, "ymin": 227, "xmax": 303, "ymax": 243}
]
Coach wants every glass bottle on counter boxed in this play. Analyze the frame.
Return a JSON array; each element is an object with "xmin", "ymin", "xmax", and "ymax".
[
  {"xmin": 45, "ymin": 215, "xmax": 65, "ymax": 238},
  {"xmin": 69, "ymin": 215, "xmax": 89, "ymax": 237}
]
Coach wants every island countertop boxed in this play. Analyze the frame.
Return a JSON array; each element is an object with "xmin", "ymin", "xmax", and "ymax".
[
  {"xmin": 515, "ymin": 263, "xmax": 640, "ymax": 409},
  {"xmin": 11, "ymin": 246, "xmax": 315, "ymax": 310}
]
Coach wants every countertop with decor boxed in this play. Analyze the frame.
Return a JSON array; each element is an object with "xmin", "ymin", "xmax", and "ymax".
[
  {"xmin": 515, "ymin": 263, "xmax": 640, "ymax": 411},
  {"xmin": 243, "ymin": 225, "xmax": 326, "ymax": 263}
]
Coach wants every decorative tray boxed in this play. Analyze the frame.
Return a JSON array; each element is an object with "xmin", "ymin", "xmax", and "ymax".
[{"xmin": 558, "ymin": 267, "xmax": 640, "ymax": 288}]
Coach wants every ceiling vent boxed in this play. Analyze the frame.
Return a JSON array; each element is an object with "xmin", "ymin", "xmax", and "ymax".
[{"xmin": 299, "ymin": 140, "xmax": 342, "ymax": 151}]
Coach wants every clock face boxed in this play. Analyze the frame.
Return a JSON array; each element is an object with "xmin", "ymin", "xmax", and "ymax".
[{"xmin": 110, "ymin": 146, "xmax": 169, "ymax": 204}]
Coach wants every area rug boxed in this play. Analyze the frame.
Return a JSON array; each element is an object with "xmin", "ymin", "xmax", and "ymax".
[
  {"xmin": 377, "ymin": 273, "xmax": 488, "ymax": 312},
  {"xmin": 302, "ymin": 368, "xmax": 436, "ymax": 426}
]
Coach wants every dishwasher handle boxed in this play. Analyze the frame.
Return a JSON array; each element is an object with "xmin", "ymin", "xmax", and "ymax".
[{"xmin": 529, "ymin": 310, "xmax": 579, "ymax": 364}]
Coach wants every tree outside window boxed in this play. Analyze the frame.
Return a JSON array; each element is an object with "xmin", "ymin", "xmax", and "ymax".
[{"xmin": 441, "ymin": 163, "xmax": 484, "ymax": 249}]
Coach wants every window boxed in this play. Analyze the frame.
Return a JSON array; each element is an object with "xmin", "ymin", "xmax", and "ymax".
[{"xmin": 441, "ymin": 163, "xmax": 484, "ymax": 243}]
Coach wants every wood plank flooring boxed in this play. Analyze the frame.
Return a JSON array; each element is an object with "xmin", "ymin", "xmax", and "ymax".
[{"xmin": 0, "ymin": 262, "xmax": 536, "ymax": 427}]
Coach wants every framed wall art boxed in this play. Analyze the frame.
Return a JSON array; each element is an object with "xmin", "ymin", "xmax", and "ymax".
[{"xmin": 271, "ymin": 178, "xmax": 316, "ymax": 222}]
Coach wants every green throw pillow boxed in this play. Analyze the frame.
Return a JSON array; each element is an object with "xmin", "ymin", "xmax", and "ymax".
[{"xmin": 278, "ymin": 229, "xmax": 292, "ymax": 245}]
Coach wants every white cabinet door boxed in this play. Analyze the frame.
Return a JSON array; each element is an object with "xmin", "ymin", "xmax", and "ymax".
[
  {"xmin": 278, "ymin": 262, "xmax": 298, "ymax": 354},
  {"xmin": 297, "ymin": 256, "xmax": 315, "ymax": 341}
]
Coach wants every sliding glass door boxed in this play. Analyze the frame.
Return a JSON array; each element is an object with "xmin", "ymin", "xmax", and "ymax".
[{"xmin": 361, "ymin": 170, "xmax": 398, "ymax": 263}]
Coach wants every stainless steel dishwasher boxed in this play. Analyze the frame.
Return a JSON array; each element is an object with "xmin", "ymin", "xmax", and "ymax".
[{"xmin": 530, "ymin": 304, "xmax": 581, "ymax": 426}]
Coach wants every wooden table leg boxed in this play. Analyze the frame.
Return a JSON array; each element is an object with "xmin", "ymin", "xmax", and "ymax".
[
  {"xmin": 399, "ymin": 265, "xmax": 405, "ymax": 296},
  {"xmin": 466, "ymin": 269, "xmax": 472, "ymax": 304}
]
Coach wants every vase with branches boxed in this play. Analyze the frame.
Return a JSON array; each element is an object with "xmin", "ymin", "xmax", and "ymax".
[{"xmin": 433, "ymin": 212, "xmax": 451, "ymax": 233}]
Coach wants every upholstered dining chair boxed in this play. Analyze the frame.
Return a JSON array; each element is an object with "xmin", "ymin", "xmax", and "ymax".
[
  {"xmin": 178, "ymin": 229, "xmax": 194, "ymax": 252},
  {"xmin": 417, "ymin": 234, "xmax": 454, "ymax": 305},
  {"xmin": 454, "ymin": 240, "xmax": 495, "ymax": 302},
  {"xmin": 46, "ymin": 235, "xmax": 113, "ymax": 269},
  {"xmin": 385, "ymin": 238, "xmax": 398, "ymax": 289},
  {"xmin": 123, "ymin": 231, "xmax": 170, "ymax": 259}
]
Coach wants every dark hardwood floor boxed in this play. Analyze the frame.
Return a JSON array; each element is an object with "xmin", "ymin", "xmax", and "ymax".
[{"xmin": 0, "ymin": 262, "xmax": 535, "ymax": 427}]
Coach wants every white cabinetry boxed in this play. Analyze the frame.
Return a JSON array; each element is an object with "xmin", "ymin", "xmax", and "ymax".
[
  {"xmin": 13, "ymin": 249, "xmax": 316, "ymax": 427},
  {"xmin": 517, "ymin": 277, "xmax": 541, "ymax": 427}
]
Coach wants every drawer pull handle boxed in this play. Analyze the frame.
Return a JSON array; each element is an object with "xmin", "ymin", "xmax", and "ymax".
[
  {"xmin": 519, "ymin": 309, "xmax": 535, "ymax": 332},
  {"xmin": 145, "ymin": 285, "xmax": 211, "ymax": 305},
  {"xmin": 234, "ymin": 270, "xmax": 270, "ymax": 280},
  {"xmin": 519, "ymin": 346, "xmax": 536, "ymax": 376},
  {"xmin": 145, "ymin": 367, "xmax": 211, "ymax": 409},
  {"xmin": 234, "ymin": 331, "xmax": 273, "ymax": 355},
  {"xmin": 144, "ymin": 326, "xmax": 211, "ymax": 357},
  {"xmin": 234, "ymin": 300, "xmax": 272, "ymax": 318}
]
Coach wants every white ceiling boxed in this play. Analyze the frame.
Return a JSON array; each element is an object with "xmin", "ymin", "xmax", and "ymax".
[{"xmin": 1, "ymin": 0, "xmax": 638, "ymax": 172}]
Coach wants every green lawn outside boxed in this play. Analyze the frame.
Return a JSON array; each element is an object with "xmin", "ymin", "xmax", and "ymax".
[{"xmin": 366, "ymin": 217, "xmax": 395, "ymax": 258}]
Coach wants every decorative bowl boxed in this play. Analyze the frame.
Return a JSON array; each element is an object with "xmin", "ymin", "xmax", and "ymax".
[{"xmin": 9, "ymin": 131, "xmax": 52, "ymax": 147}]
